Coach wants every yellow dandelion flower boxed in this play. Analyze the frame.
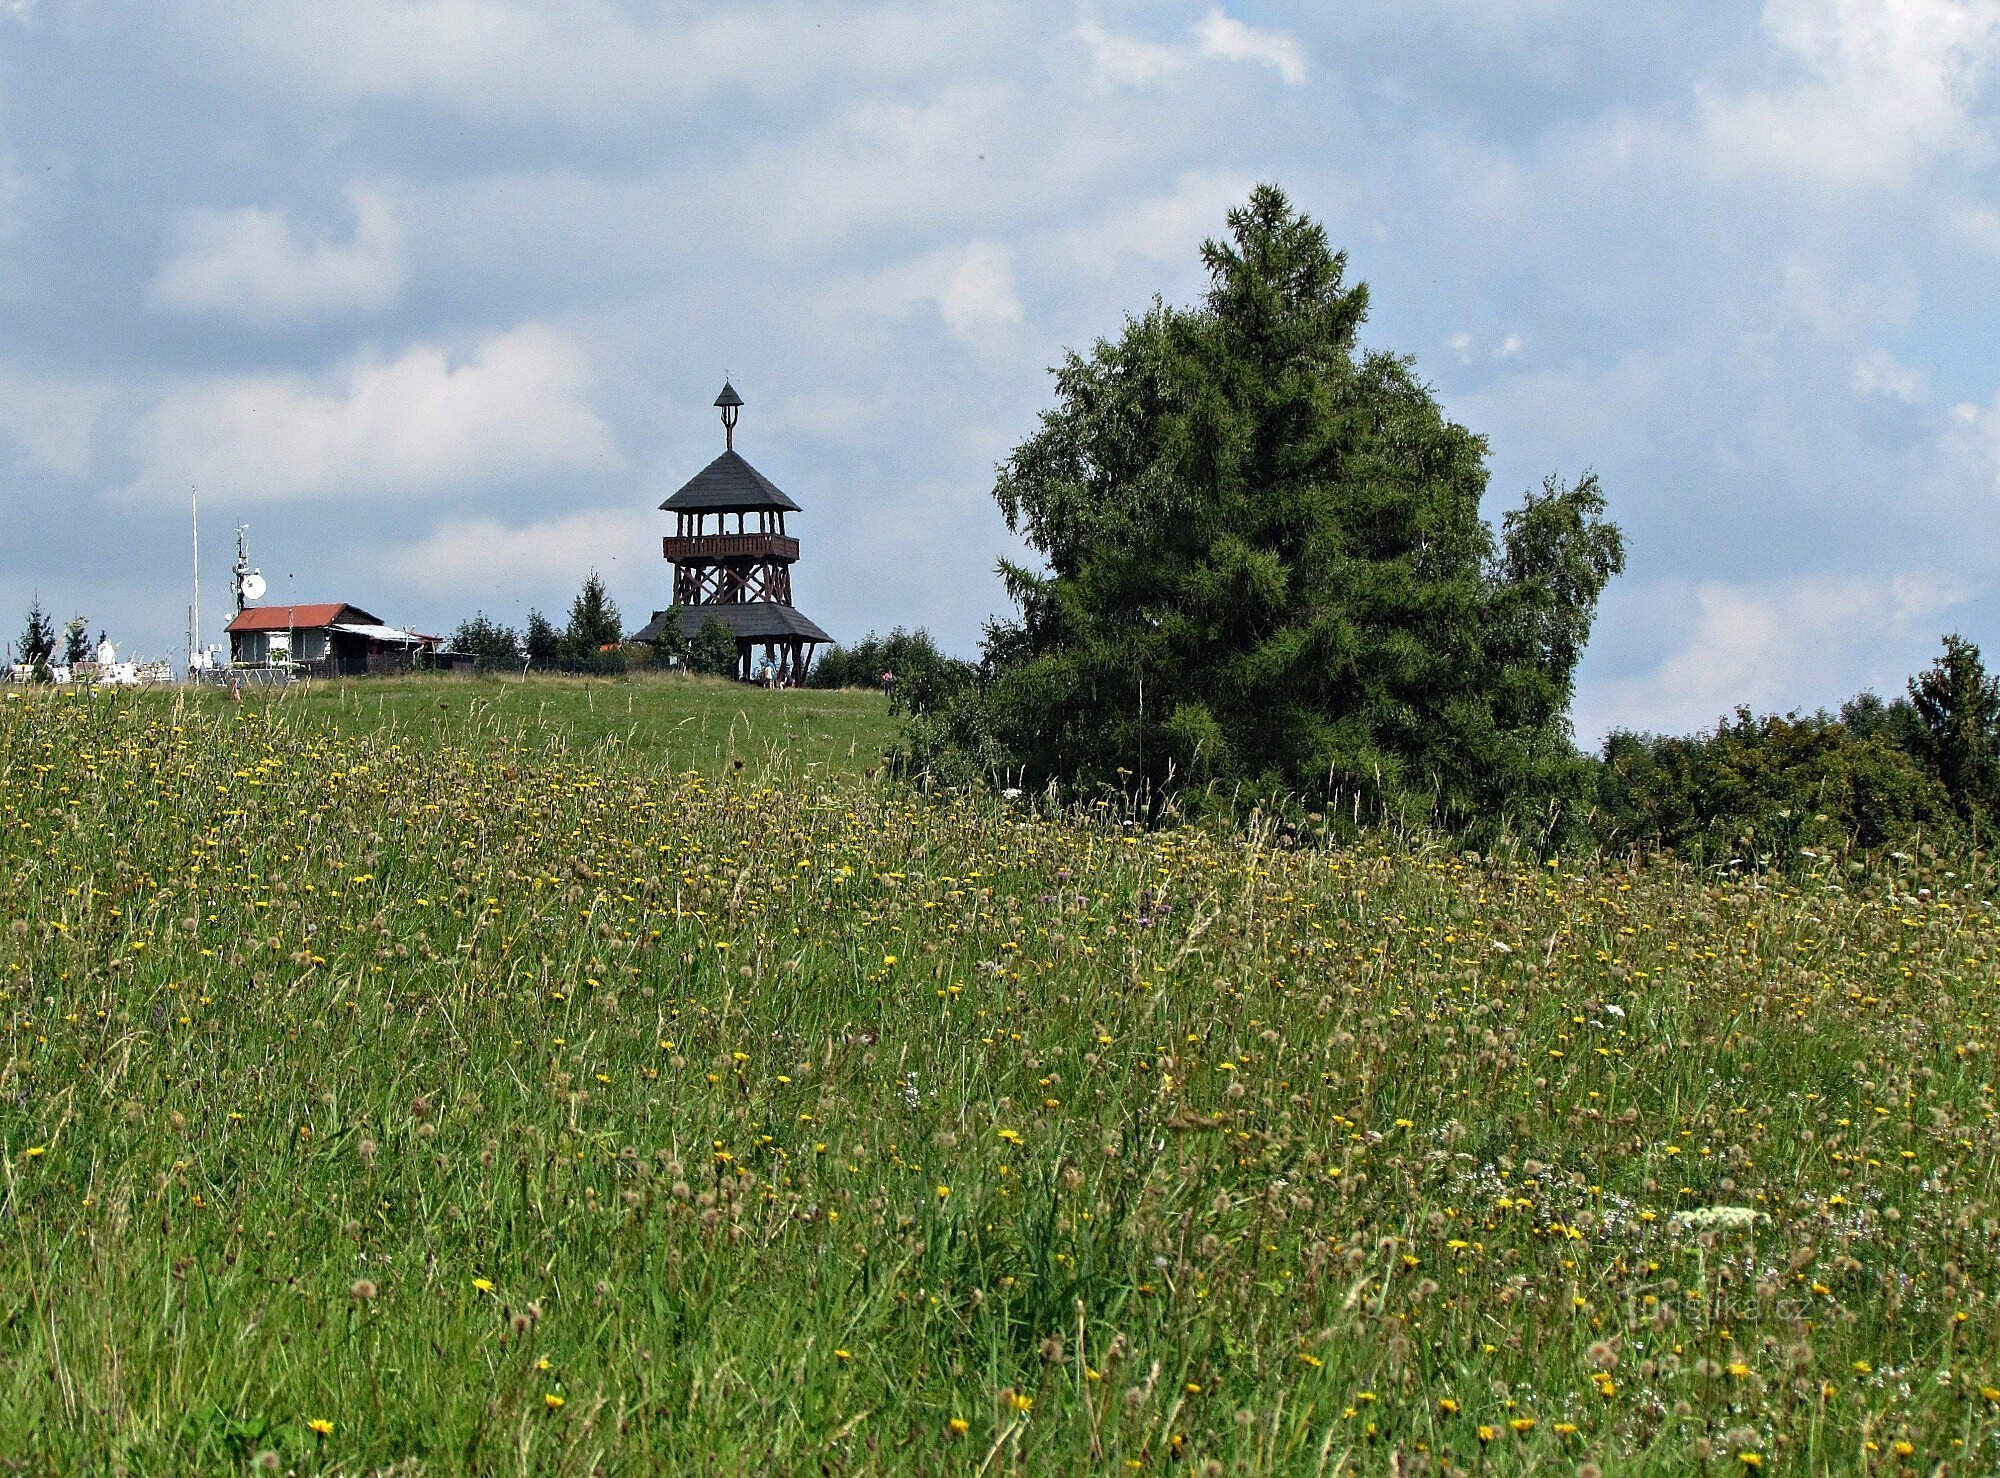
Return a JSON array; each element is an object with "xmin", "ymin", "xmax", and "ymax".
[
  {"xmin": 545, "ymin": 1393, "xmax": 565, "ymax": 1410},
  {"xmin": 306, "ymin": 1419, "xmax": 333, "ymax": 1437}
]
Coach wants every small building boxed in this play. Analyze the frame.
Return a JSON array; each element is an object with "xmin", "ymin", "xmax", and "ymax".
[
  {"xmin": 225, "ymin": 603, "xmax": 442, "ymax": 676},
  {"xmin": 632, "ymin": 383, "xmax": 833, "ymax": 681}
]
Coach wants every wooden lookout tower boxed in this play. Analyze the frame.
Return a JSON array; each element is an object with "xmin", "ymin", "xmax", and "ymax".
[{"xmin": 633, "ymin": 383, "xmax": 833, "ymax": 681}]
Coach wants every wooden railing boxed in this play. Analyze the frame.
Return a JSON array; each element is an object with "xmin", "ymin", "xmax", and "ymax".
[{"xmin": 663, "ymin": 533, "xmax": 799, "ymax": 561}]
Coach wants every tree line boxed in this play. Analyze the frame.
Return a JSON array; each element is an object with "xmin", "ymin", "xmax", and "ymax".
[
  {"xmin": 449, "ymin": 576, "xmax": 742, "ymax": 679},
  {"xmin": 1594, "ymin": 635, "xmax": 2000, "ymax": 867}
]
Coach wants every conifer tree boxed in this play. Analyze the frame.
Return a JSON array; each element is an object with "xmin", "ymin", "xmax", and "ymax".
[
  {"xmin": 1908, "ymin": 633, "xmax": 2000, "ymax": 826},
  {"xmin": 922, "ymin": 185, "xmax": 1623, "ymax": 842},
  {"xmin": 61, "ymin": 617, "xmax": 91, "ymax": 667},
  {"xmin": 15, "ymin": 599, "xmax": 54, "ymax": 681},
  {"xmin": 563, "ymin": 572, "xmax": 624, "ymax": 668}
]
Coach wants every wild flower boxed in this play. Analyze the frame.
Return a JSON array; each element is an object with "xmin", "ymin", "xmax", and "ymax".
[{"xmin": 1670, "ymin": 1206, "xmax": 1765, "ymax": 1232}]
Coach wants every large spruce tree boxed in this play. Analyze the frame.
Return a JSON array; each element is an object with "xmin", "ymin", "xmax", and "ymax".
[{"xmin": 934, "ymin": 186, "xmax": 1623, "ymax": 842}]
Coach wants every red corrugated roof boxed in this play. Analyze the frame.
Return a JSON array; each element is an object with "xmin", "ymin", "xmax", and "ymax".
[{"xmin": 225, "ymin": 603, "xmax": 378, "ymax": 632}]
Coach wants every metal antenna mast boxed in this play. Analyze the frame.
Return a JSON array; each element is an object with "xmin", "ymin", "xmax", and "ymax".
[{"xmin": 189, "ymin": 487, "xmax": 200, "ymax": 671}]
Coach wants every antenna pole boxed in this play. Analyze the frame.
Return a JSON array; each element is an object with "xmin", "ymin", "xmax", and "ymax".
[{"xmin": 190, "ymin": 487, "xmax": 201, "ymax": 671}]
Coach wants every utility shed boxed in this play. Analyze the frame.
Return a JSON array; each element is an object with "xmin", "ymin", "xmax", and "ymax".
[{"xmin": 225, "ymin": 603, "xmax": 441, "ymax": 676}]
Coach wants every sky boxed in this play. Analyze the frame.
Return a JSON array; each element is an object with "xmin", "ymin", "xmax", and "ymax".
[{"xmin": 2, "ymin": 0, "xmax": 1998, "ymax": 743}]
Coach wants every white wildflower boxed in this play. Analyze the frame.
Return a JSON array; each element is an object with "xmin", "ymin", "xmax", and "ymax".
[{"xmin": 1669, "ymin": 1205, "xmax": 1766, "ymax": 1233}]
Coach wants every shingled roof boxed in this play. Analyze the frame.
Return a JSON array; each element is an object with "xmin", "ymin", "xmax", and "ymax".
[
  {"xmin": 225, "ymin": 603, "xmax": 380, "ymax": 632},
  {"xmin": 660, "ymin": 450, "xmax": 801, "ymax": 514},
  {"xmin": 632, "ymin": 602, "xmax": 831, "ymax": 645}
]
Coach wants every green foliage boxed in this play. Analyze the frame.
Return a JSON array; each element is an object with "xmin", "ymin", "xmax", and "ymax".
[
  {"xmin": 523, "ymin": 609, "xmax": 561, "ymax": 670},
  {"xmin": 688, "ymin": 617, "xmax": 739, "ymax": 677},
  {"xmin": 1597, "ymin": 707, "xmax": 1950, "ymax": 866},
  {"xmin": 917, "ymin": 185, "xmax": 1621, "ymax": 844},
  {"xmin": 807, "ymin": 627, "xmax": 963, "ymax": 693},
  {"xmin": 1906, "ymin": 633, "xmax": 2000, "ymax": 828},
  {"xmin": 15, "ymin": 598, "xmax": 53, "ymax": 681},
  {"xmin": 60, "ymin": 616, "xmax": 91, "ymax": 668},
  {"xmin": 1838, "ymin": 690, "xmax": 1927, "ymax": 753},
  {"xmin": 448, "ymin": 612, "xmax": 523, "ymax": 673},
  {"xmin": 649, "ymin": 604, "xmax": 687, "ymax": 666},
  {"xmin": 561, "ymin": 571, "xmax": 626, "ymax": 673}
]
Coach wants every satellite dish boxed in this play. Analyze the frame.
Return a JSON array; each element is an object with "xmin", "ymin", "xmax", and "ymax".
[{"xmin": 241, "ymin": 572, "xmax": 267, "ymax": 601}]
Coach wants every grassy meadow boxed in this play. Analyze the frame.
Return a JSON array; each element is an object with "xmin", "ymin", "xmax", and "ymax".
[{"xmin": 2, "ymin": 676, "xmax": 1998, "ymax": 1473}]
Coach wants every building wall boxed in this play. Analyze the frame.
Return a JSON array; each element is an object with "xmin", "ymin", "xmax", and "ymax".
[{"xmin": 230, "ymin": 627, "xmax": 331, "ymax": 665}]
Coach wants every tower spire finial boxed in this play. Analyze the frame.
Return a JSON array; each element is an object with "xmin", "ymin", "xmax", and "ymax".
[{"xmin": 715, "ymin": 380, "xmax": 743, "ymax": 451}]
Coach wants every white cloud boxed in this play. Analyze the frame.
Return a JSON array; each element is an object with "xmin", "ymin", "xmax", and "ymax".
[
  {"xmin": 125, "ymin": 324, "xmax": 615, "ymax": 504},
  {"xmin": 149, "ymin": 185, "xmax": 404, "ymax": 325},
  {"xmin": 1071, "ymin": 9, "xmax": 1306, "ymax": 90},
  {"xmin": 817, "ymin": 240, "xmax": 1024, "ymax": 350},
  {"xmin": 1577, "ymin": 572, "xmax": 1966, "ymax": 740},
  {"xmin": 1058, "ymin": 170, "xmax": 1256, "ymax": 269},
  {"xmin": 1940, "ymin": 388, "xmax": 2000, "ymax": 493},
  {"xmin": 0, "ymin": 362, "xmax": 105, "ymax": 479},
  {"xmin": 190, "ymin": 1, "xmax": 1000, "ymax": 125},
  {"xmin": 1447, "ymin": 331, "xmax": 1474, "ymax": 364},
  {"xmin": 1195, "ymin": 10, "xmax": 1308, "ymax": 86},
  {"xmin": 940, "ymin": 242, "xmax": 1025, "ymax": 341},
  {"xmin": 2, "ymin": 1, "xmax": 32, "ymax": 24},
  {"xmin": 1851, "ymin": 348, "xmax": 1928, "ymax": 403},
  {"xmin": 381, "ymin": 507, "xmax": 659, "ymax": 607},
  {"xmin": 1700, "ymin": 0, "xmax": 2000, "ymax": 186},
  {"xmin": 1074, "ymin": 18, "xmax": 1188, "ymax": 88},
  {"xmin": 1495, "ymin": 334, "xmax": 1523, "ymax": 358},
  {"xmin": 1947, "ymin": 203, "xmax": 2000, "ymax": 258}
]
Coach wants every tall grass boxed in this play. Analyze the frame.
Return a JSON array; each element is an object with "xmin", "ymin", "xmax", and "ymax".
[{"xmin": 1, "ymin": 683, "xmax": 1996, "ymax": 1472}]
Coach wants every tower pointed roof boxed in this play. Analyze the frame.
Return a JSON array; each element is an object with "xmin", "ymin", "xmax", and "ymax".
[
  {"xmin": 661, "ymin": 380, "xmax": 799, "ymax": 511},
  {"xmin": 660, "ymin": 449, "xmax": 801, "ymax": 512}
]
